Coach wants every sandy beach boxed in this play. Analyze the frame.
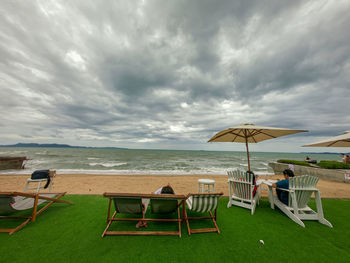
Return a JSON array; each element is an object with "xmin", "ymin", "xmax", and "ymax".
[{"xmin": 1, "ymin": 173, "xmax": 350, "ymax": 198}]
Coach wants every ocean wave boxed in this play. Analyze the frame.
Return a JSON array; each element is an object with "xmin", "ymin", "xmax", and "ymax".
[
  {"xmin": 0, "ymin": 150, "xmax": 28, "ymax": 155},
  {"xmin": 0, "ymin": 167, "xmax": 274, "ymax": 176},
  {"xmin": 57, "ymin": 169, "xmax": 228, "ymax": 175},
  {"xmin": 87, "ymin": 157, "xmax": 100, "ymax": 160},
  {"xmin": 35, "ymin": 151, "xmax": 48, "ymax": 155},
  {"xmin": 89, "ymin": 162, "xmax": 127, "ymax": 167}
]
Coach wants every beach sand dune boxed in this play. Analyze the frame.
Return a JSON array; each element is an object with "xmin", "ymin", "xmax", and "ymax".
[{"xmin": 1, "ymin": 173, "xmax": 350, "ymax": 198}]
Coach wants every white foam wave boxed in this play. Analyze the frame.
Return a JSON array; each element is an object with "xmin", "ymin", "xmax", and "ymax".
[
  {"xmin": 0, "ymin": 168, "xmax": 273, "ymax": 176},
  {"xmin": 87, "ymin": 157, "xmax": 100, "ymax": 160},
  {"xmin": 56, "ymin": 169, "xmax": 228, "ymax": 175},
  {"xmin": 89, "ymin": 162, "xmax": 127, "ymax": 167}
]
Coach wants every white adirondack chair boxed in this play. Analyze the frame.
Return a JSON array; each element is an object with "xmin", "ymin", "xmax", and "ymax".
[
  {"xmin": 227, "ymin": 170, "xmax": 261, "ymax": 215},
  {"xmin": 268, "ymin": 175, "xmax": 333, "ymax": 228}
]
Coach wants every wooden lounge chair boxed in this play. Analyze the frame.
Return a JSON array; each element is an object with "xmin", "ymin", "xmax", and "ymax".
[
  {"xmin": 102, "ymin": 193, "xmax": 186, "ymax": 238},
  {"xmin": 184, "ymin": 192, "xmax": 223, "ymax": 235},
  {"xmin": 267, "ymin": 175, "xmax": 333, "ymax": 228},
  {"xmin": 0, "ymin": 192, "xmax": 72, "ymax": 235},
  {"xmin": 227, "ymin": 170, "xmax": 261, "ymax": 215}
]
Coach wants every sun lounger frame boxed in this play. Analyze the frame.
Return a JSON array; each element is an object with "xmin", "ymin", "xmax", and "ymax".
[
  {"xmin": 0, "ymin": 192, "xmax": 72, "ymax": 235},
  {"xmin": 184, "ymin": 192, "xmax": 223, "ymax": 235},
  {"xmin": 102, "ymin": 193, "xmax": 186, "ymax": 238}
]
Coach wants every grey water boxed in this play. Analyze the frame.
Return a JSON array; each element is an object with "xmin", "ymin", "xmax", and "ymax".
[{"xmin": 0, "ymin": 147, "xmax": 341, "ymax": 175}]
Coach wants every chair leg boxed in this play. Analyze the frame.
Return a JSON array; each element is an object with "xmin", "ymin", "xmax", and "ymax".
[
  {"xmin": 9, "ymin": 218, "xmax": 32, "ymax": 235},
  {"xmin": 251, "ymin": 200, "xmax": 256, "ymax": 215},
  {"xmin": 36, "ymin": 181, "xmax": 42, "ymax": 193},
  {"xmin": 275, "ymin": 199, "xmax": 305, "ymax": 227},
  {"xmin": 315, "ymin": 191, "xmax": 333, "ymax": 228},
  {"xmin": 107, "ymin": 199, "xmax": 112, "ymax": 223},
  {"xmin": 184, "ymin": 208, "xmax": 191, "ymax": 236},
  {"xmin": 31, "ymin": 194, "xmax": 39, "ymax": 222},
  {"xmin": 227, "ymin": 181, "xmax": 232, "ymax": 208},
  {"xmin": 24, "ymin": 180, "xmax": 30, "ymax": 192},
  {"xmin": 102, "ymin": 211, "xmax": 117, "ymax": 238},
  {"xmin": 209, "ymin": 211, "xmax": 220, "ymax": 234},
  {"xmin": 177, "ymin": 206, "xmax": 181, "ymax": 238}
]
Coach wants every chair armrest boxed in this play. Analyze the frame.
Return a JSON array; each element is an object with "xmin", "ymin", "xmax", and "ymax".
[
  {"xmin": 276, "ymin": 187, "xmax": 291, "ymax": 192},
  {"xmin": 256, "ymin": 179, "xmax": 264, "ymax": 186}
]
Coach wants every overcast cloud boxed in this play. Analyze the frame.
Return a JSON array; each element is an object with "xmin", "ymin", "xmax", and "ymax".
[{"xmin": 0, "ymin": 0, "xmax": 349, "ymax": 152}]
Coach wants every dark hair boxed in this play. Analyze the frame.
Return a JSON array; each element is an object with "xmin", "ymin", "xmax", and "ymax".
[
  {"xmin": 283, "ymin": 169, "xmax": 295, "ymax": 178},
  {"xmin": 246, "ymin": 170, "xmax": 256, "ymax": 184},
  {"xmin": 161, "ymin": 185, "xmax": 175, "ymax": 194}
]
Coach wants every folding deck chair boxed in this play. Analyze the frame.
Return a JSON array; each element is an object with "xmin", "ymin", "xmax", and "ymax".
[
  {"xmin": 0, "ymin": 192, "xmax": 72, "ymax": 235},
  {"xmin": 102, "ymin": 193, "xmax": 186, "ymax": 237},
  {"xmin": 184, "ymin": 192, "xmax": 223, "ymax": 235},
  {"xmin": 267, "ymin": 175, "xmax": 333, "ymax": 228},
  {"xmin": 227, "ymin": 170, "xmax": 261, "ymax": 215}
]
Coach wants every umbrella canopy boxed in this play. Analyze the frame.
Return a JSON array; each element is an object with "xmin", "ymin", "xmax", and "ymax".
[
  {"xmin": 208, "ymin": 123, "xmax": 308, "ymax": 171},
  {"xmin": 303, "ymin": 131, "xmax": 350, "ymax": 147}
]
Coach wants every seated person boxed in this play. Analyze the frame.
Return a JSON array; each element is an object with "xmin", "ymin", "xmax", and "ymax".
[
  {"xmin": 137, "ymin": 184, "xmax": 175, "ymax": 228},
  {"xmin": 345, "ymin": 155, "xmax": 350, "ymax": 164},
  {"xmin": 341, "ymin": 153, "xmax": 346, "ymax": 162},
  {"xmin": 272, "ymin": 169, "xmax": 295, "ymax": 205},
  {"xmin": 305, "ymin": 156, "xmax": 317, "ymax": 164},
  {"xmin": 246, "ymin": 170, "xmax": 258, "ymax": 197}
]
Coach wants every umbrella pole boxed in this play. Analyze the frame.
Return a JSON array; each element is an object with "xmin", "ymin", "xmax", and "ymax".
[{"xmin": 245, "ymin": 138, "xmax": 251, "ymax": 171}]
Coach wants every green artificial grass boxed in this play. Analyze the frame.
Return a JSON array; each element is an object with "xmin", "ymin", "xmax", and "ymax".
[{"xmin": 1, "ymin": 196, "xmax": 350, "ymax": 263}]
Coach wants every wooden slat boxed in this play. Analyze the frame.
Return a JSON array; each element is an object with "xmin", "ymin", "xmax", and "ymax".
[
  {"xmin": 191, "ymin": 228, "xmax": 217, "ymax": 233},
  {"xmin": 105, "ymin": 231, "xmax": 179, "ymax": 236},
  {"xmin": 0, "ymin": 229, "xmax": 12, "ymax": 232},
  {"xmin": 111, "ymin": 218, "xmax": 180, "ymax": 222},
  {"xmin": 104, "ymin": 193, "xmax": 186, "ymax": 199}
]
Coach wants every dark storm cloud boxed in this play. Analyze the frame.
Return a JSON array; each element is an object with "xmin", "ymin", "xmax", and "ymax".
[{"xmin": 0, "ymin": 0, "xmax": 349, "ymax": 151}]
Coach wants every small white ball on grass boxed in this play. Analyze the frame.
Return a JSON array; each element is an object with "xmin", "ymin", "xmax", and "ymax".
[{"xmin": 259, "ymin": 240, "xmax": 264, "ymax": 245}]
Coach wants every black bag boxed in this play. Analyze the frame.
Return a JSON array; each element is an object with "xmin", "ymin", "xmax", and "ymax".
[{"xmin": 31, "ymin": 170, "xmax": 51, "ymax": 189}]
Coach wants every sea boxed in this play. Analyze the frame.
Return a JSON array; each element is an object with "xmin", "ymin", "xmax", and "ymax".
[{"xmin": 0, "ymin": 147, "xmax": 341, "ymax": 175}]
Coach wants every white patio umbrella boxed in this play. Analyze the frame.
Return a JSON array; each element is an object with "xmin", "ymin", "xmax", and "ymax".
[
  {"xmin": 208, "ymin": 123, "xmax": 308, "ymax": 171},
  {"xmin": 303, "ymin": 131, "xmax": 350, "ymax": 147}
]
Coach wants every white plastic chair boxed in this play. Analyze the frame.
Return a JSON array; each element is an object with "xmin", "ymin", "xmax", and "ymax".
[
  {"xmin": 267, "ymin": 175, "xmax": 332, "ymax": 228},
  {"xmin": 24, "ymin": 170, "xmax": 56, "ymax": 193},
  {"xmin": 227, "ymin": 169, "xmax": 261, "ymax": 215}
]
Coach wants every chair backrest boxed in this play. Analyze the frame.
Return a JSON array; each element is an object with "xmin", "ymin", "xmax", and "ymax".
[
  {"xmin": 189, "ymin": 193, "xmax": 222, "ymax": 213},
  {"xmin": 227, "ymin": 169, "xmax": 254, "ymax": 200},
  {"xmin": 0, "ymin": 195, "xmax": 15, "ymax": 213},
  {"xmin": 150, "ymin": 198, "xmax": 178, "ymax": 214},
  {"xmin": 288, "ymin": 175, "xmax": 319, "ymax": 208},
  {"xmin": 112, "ymin": 197, "xmax": 143, "ymax": 214}
]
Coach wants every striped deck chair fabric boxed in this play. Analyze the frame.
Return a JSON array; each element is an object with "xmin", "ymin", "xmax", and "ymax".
[
  {"xmin": 270, "ymin": 175, "xmax": 332, "ymax": 228},
  {"xmin": 185, "ymin": 193, "xmax": 223, "ymax": 235},
  {"xmin": 227, "ymin": 169, "xmax": 261, "ymax": 215}
]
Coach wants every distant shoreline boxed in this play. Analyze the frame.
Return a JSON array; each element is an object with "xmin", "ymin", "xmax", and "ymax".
[{"xmin": 0, "ymin": 144, "xmax": 348, "ymax": 154}]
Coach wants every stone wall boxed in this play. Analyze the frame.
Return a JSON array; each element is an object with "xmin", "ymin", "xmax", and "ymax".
[{"xmin": 268, "ymin": 162, "xmax": 350, "ymax": 183}]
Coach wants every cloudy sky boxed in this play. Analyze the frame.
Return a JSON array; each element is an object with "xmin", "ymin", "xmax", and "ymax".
[{"xmin": 0, "ymin": 0, "xmax": 349, "ymax": 152}]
